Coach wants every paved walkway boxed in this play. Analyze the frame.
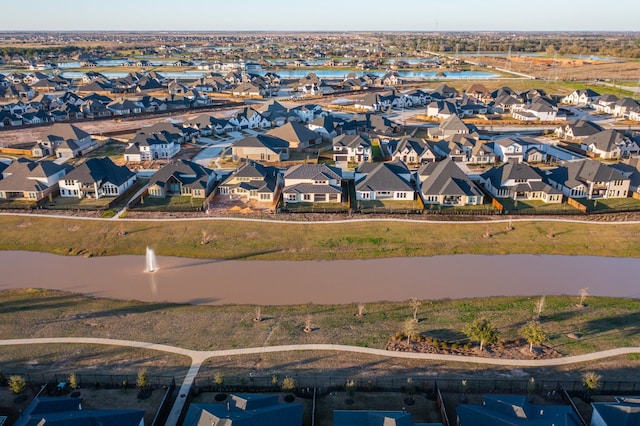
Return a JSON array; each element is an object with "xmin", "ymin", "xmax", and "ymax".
[
  {"xmin": 2, "ymin": 211, "xmax": 640, "ymax": 226},
  {"xmin": 2, "ymin": 337, "xmax": 640, "ymax": 425}
]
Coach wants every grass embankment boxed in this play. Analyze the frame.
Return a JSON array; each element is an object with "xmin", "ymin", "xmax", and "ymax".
[
  {"xmin": 0, "ymin": 290, "xmax": 639, "ymax": 372},
  {"xmin": 1, "ymin": 216, "xmax": 640, "ymax": 260}
]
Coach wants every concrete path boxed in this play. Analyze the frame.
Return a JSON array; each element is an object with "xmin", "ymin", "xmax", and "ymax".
[
  {"xmin": 2, "ymin": 337, "xmax": 640, "ymax": 425},
  {"xmin": 2, "ymin": 211, "xmax": 640, "ymax": 226},
  {"xmin": 112, "ymin": 182, "xmax": 149, "ymax": 219}
]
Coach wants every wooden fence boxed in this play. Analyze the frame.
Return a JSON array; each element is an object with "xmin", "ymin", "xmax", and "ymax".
[{"xmin": 567, "ymin": 197, "xmax": 589, "ymax": 213}]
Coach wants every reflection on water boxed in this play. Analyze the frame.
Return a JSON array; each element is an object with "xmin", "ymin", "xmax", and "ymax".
[{"xmin": 0, "ymin": 251, "xmax": 638, "ymax": 305}]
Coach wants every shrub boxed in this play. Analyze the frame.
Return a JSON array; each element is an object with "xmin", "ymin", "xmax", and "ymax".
[
  {"xmin": 136, "ymin": 369, "xmax": 148, "ymax": 389},
  {"xmin": 282, "ymin": 377, "xmax": 295, "ymax": 391},
  {"xmin": 214, "ymin": 372, "xmax": 224, "ymax": 386},
  {"xmin": 9, "ymin": 375, "xmax": 26, "ymax": 395},
  {"xmin": 68, "ymin": 373, "xmax": 79, "ymax": 390}
]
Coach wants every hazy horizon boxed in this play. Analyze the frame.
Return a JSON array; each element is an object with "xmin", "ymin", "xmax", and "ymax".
[{"xmin": 6, "ymin": 0, "xmax": 639, "ymax": 32}]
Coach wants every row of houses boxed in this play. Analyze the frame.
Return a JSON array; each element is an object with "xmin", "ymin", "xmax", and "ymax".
[
  {"xmin": 217, "ymin": 155, "xmax": 632, "ymax": 211},
  {"xmin": 0, "ymin": 156, "xmax": 216, "ymax": 203},
  {"xmin": 561, "ymin": 89, "xmax": 640, "ymax": 120}
]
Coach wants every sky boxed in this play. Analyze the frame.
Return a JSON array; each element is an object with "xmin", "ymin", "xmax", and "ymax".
[{"xmin": 4, "ymin": 0, "xmax": 639, "ymax": 32}]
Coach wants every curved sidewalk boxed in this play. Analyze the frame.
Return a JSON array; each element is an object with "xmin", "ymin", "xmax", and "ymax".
[{"xmin": 3, "ymin": 337, "xmax": 639, "ymax": 425}]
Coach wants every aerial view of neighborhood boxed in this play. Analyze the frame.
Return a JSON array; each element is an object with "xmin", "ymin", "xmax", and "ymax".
[{"xmin": 1, "ymin": 1, "xmax": 640, "ymax": 425}]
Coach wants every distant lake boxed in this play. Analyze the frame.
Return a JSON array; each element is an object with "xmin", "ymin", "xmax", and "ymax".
[{"xmin": 0, "ymin": 251, "xmax": 638, "ymax": 305}]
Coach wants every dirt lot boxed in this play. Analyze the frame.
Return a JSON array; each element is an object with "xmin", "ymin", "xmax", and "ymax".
[
  {"xmin": 476, "ymin": 55, "xmax": 640, "ymax": 82},
  {"xmin": 206, "ymin": 193, "xmax": 277, "ymax": 214}
]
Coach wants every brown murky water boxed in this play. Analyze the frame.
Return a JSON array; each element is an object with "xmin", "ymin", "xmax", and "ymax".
[{"xmin": 1, "ymin": 251, "xmax": 639, "ymax": 305}]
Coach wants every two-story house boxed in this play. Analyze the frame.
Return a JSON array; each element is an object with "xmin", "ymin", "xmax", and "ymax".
[
  {"xmin": 59, "ymin": 157, "xmax": 136, "ymax": 199},
  {"xmin": 479, "ymin": 161, "xmax": 562, "ymax": 203},
  {"xmin": 546, "ymin": 159, "xmax": 630, "ymax": 199},
  {"xmin": 218, "ymin": 161, "xmax": 282, "ymax": 204},
  {"xmin": 332, "ymin": 134, "xmax": 373, "ymax": 167}
]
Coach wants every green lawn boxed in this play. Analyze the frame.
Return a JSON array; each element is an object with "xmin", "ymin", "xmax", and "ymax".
[
  {"xmin": 581, "ymin": 197, "xmax": 640, "ymax": 212},
  {"xmin": 133, "ymin": 196, "xmax": 204, "ymax": 212},
  {"xmin": 498, "ymin": 198, "xmax": 582, "ymax": 214}
]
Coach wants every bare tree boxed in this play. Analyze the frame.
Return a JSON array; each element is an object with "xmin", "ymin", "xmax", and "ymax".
[
  {"xmin": 253, "ymin": 306, "xmax": 263, "ymax": 322},
  {"xmin": 579, "ymin": 288, "xmax": 589, "ymax": 307},
  {"xmin": 534, "ymin": 295, "xmax": 546, "ymax": 319},
  {"xmin": 356, "ymin": 303, "xmax": 365, "ymax": 318},
  {"xmin": 409, "ymin": 297, "xmax": 421, "ymax": 322},
  {"xmin": 200, "ymin": 229, "xmax": 211, "ymax": 245},
  {"xmin": 304, "ymin": 315, "xmax": 313, "ymax": 333}
]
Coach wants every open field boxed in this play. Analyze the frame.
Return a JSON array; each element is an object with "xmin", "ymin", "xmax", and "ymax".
[
  {"xmin": 1, "ymin": 216, "xmax": 640, "ymax": 260},
  {"xmin": 1, "ymin": 289, "xmax": 639, "ymax": 358}
]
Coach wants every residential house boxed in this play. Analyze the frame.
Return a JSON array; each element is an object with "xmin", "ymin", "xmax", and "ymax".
[
  {"xmin": 432, "ymin": 84, "xmax": 459, "ymax": 98},
  {"xmin": 333, "ymin": 134, "xmax": 373, "ymax": 166},
  {"xmin": 59, "ymin": 157, "xmax": 136, "ymax": 199},
  {"xmin": 434, "ymin": 135, "xmax": 476, "ymax": 162},
  {"xmin": 147, "ymin": 159, "xmax": 217, "ymax": 199},
  {"xmin": 457, "ymin": 394, "xmax": 581, "ymax": 426},
  {"xmin": 282, "ymin": 164, "xmax": 343, "ymax": 203},
  {"xmin": 308, "ymin": 115, "xmax": 340, "ymax": 140},
  {"xmin": 480, "ymin": 161, "xmax": 562, "ymax": 203},
  {"xmin": 124, "ymin": 132, "xmax": 180, "ymax": 162},
  {"xmin": 232, "ymin": 80, "xmax": 266, "ymax": 97},
  {"xmin": 183, "ymin": 394, "xmax": 303, "ymax": 426},
  {"xmin": 343, "ymin": 113, "xmax": 400, "ymax": 136},
  {"xmin": 427, "ymin": 115, "xmax": 479, "ymax": 140},
  {"xmin": 38, "ymin": 123, "xmax": 97, "ymax": 159},
  {"xmin": 0, "ymin": 158, "xmax": 70, "ymax": 201},
  {"xmin": 218, "ymin": 161, "xmax": 282, "ymax": 203},
  {"xmin": 388, "ymin": 136, "xmax": 437, "ymax": 166},
  {"xmin": 228, "ymin": 107, "xmax": 270, "ymax": 130},
  {"xmin": 266, "ymin": 121, "xmax": 322, "ymax": 151},
  {"xmin": 512, "ymin": 97, "xmax": 559, "ymax": 121},
  {"xmin": 580, "ymin": 129, "xmax": 640, "ymax": 159},
  {"xmin": 355, "ymin": 160, "xmax": 415, "ymax": 201},
  {"xmin": 491, "ymin": 92, "xmax": 525, "ymax": 114},
  {"xmin": 593, "ymin": 93, "xmax": 619, "ymax": 114},
  {"xmin": 591, "ymin": 396, "xmax": 640, "ymax": 426},
  {"xmin": 555, "ymin": 118, "xmax": 603, "ymax": 141},
  {"xmin": 492, "ymin": 137, "xmax": 545, "ymax": 163},
  {"xmin": 13, "ymin": 397, "xmax": 144, "ymax": 426},
  {"xmin": 547, "ymin": 159, "xmax": 630, "ymax": 199},
  {"xmin": 465, "ymin": 83, "xmax": 491, "ymax": 102},
  {"xmin": 334, "ymin": 410, "xmax": 437, "ymax": 426},
  {"xmin": 612, "ymin": 156, "xmax": 640, "ymax": 194},
  {"xmin": 107, "ymin": 98, "xmax": 143, "ymax": 115},
  {"xmin": 426, "ymin": 100, "xmax": 458, "ymax": 119},
  {"xmin": 418, "ymin": 158, "xmax": 484, "ymax": 206},
  {"xmin": 614, "ymin": 97, "xmax": 640, "ymax": 118},
  {"xmin": 183, "ymin": 114, "xmax": 231, "ymax": 136},
  {"xmin": 561, "ymin": 88, "xmax": 600, "ymax": 105},
  {"xmin": 231, "ymin": 134, "xmax": 290, "ymax": 162}
]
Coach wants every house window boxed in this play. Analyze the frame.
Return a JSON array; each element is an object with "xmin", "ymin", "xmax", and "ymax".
[
  {"xmin": 259, "ymin": 193, "xmax": 271, "ymax": 200},
  {"xmin": 286, "ymin": 194, "xmax": 297, "ymax": 201},
  {"xmin": 303, "ymin": 194, "xmax": 312, "ymax": 201},
  {"xmin": 360, "ymin": 192, "xmax": 370, "ymax": 199},
  {"xmin": 397, "ymin": 192, "xmax": 407, "ymax": 199}
]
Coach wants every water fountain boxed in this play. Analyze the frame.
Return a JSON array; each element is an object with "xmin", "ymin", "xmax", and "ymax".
[{"xmin": 145, "ymin": 247, "xmax": 158, "ymax": 273}]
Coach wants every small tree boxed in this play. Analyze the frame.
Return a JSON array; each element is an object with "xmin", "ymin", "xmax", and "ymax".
[
  {"xmin": 68, "ymin": 372, "xmax": 79, "ymax": 390},
  {"xmin": 214, "ymin": 372, "xmax": 224, "ymax": 387},
  {"xmin": 520, "ymin": 321, "xmax": 548, "ymax": 353},
  {"xmin": 527, "ymin": 377, "xmax": 537, "ymax": 398},
  {"xmin": 8, "ymin": 375, "xmax": 26, "ymax": 395},
  {"xmin": 282, "ymin": 376, "xmax": 295, "ymax": 392},
  {"xmin": 460, "ymin": 379, "xmax": 468, "ymax": 396},
  {"xmin": 463, "ymin": 318, "xmax": 499, "ymax": 351},
  {"xmin": 254, "ymin": 306, "xmax": 263, "ymax": 322},
  {"xmin": 408, "ymin": 297, "xmax": 421, "ymax": 322},
  {"xmin": 582, "ymin": 371, "xmax": 602, "ymax": 399},
  {"xmin": 136, "ymin": 369, "xmax": 149, "ymax": 389},
  {"xmin": 356, "ymin": 303, "xmax": 365, "ymax": 318},
  {"xmin": 271, "ymin": 374, "xmax": 279, "ymax": 388},
  {"xmin": 579, "ymin": 288, "xmax": 589, "ymax": 307},
  {"xmin": 345, "ymin": 379, "xmax": 356, "ymax": 397},
  {"xmin": 403, "ymin": 318, "xmax": 418, "ymax": 345}
]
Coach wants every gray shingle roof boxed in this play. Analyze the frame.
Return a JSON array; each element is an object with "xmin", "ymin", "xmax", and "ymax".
[
  {"xmin": 64, "ymin": 157, "xmax": 135, "ymax": 187},
  {"xmin": 266, "ymin": 121, "xmax": 320, "ymax": 144},
  {"xmin": 356, "ymin": 161, "xmax": 413, "ymax": 192},
  {"xmin": 419, "ymin": 158, "xmax": 483, "ymax": 198},
  {"xmin": 284, "ymin": 163, "xmax": 342, "ymax": 180}
]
